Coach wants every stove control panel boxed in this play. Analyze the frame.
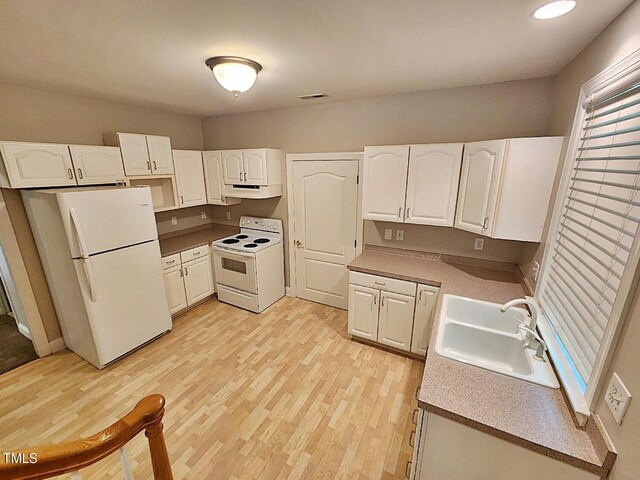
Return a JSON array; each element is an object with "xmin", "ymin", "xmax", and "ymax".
[{"xmin": 240, "ymin": 216, "xmax": 283, "ymax": 234}]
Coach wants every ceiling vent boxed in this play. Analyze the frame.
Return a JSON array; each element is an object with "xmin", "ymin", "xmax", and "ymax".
[{"xmin": 298, "ymin": 93, "xmax": 329, "ymax": 100}]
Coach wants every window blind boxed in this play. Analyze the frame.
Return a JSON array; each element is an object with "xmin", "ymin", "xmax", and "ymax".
[{"xmin": 539, "ymin": 80, "xmax": 640, "ymax": 386}]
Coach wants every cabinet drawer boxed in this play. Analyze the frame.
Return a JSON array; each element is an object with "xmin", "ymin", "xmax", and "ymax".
[
  {"xmin": 161, "ymin": 253, "xmax": 181, "ymax": 270},
  {"xmin": 349, "ymin": 271, "xmax": 416, "ymax": 296},
  {"xmin": 180, "ymin": 245, "xmax": 209, "ymax": 263}
]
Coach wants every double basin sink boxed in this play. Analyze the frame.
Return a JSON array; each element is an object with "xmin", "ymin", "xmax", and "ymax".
[{"xmin": 434, "ymin": 294, "xmax": 559, "ymax": 388}]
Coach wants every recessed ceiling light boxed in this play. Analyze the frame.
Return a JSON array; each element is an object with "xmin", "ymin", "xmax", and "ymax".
[{"xmin": 533, "ymin": 1, "xmax": 576, "ymax": 19}]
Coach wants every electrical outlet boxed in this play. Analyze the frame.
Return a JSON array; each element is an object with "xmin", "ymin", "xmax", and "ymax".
[
  {"xmin": 225, "ymin": 211, "xmax": 232, "ymax": 220},
  {"xmin": 532, "ymin": 261, "xmax": 541, "ymax": 282},
  {"xmin": 605, "ymin": 372, "xmax": 632, "ymax": 425},
  {"xmin": 396, "ymin": 230, "xmax": 404, "ymax": 241},
  {"xmin": 384, "ymin": 229, "xmax": 393, "ymax": 240},
  {"xmin": 200, "ymin": 210, "xmax": 207, "ymax": 219},
  {"xmin": 171, "ymin": 216, "xmax": 178, "ymax": 226},
  {"xmin": 474, "ymin": 238, "xmax": 485, "ymax": 251}
]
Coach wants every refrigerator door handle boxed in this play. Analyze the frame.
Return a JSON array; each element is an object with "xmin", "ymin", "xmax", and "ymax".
[{"xmin": 70, "ymin": 208, "xmax": 98, "ymax": 302}]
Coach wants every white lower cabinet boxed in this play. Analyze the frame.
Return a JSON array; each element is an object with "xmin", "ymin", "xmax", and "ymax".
[
  {"xmin": 411, "ymin": 410, "xmax": 598, "ymax": 480},
  {"xmin": 411, "ymin": 285, "xmax": 440, "ymax": 356},
  {"xmin": 378, "ymin": 291, "xmax": 415, "ymax": 351},
  {"xmin": 348, "ymin": 284, "xmax": 380, "ymax": 341},
  {"xmin": 348, "ymin": 271, "xmax": 436, "ymax": 353},
  {"xmin": 162, "ymin": 247, "xmax": 214, "ymax": 315},
  {"xmin": 164, "ymin": 264, "xmax": 188, "ymax": 314},
  {"xmin": 183, "ymin": 255, "xmax": 215, "ymax": 305}
]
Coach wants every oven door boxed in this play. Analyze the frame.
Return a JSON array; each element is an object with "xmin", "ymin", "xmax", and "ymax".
[{"xmin": 212, "ymin": 246, "xmax": 258, "ymax": 294}]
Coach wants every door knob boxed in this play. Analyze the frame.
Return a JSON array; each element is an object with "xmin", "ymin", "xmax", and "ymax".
[{"xmin": 295, "ymin": 240, "xmax": 303, "ymax": 248}]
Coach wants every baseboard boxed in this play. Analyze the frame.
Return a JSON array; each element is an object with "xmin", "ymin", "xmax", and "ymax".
[
  {"xmin": 48, "ymin": 337, "xmax": 66, "ymax": 353},
  {"xmin": 17, "ymin": 322, "xmax": 32, "ymax": 340}
]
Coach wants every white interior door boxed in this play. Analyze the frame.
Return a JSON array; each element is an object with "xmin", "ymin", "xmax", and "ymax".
[
  {"xmin": 69, "ymin": 145, "xmax": 125, "ymax": 185},
  {"xmin": 146, "ymin": 135, "xmax": 174, "ymax": 174},
  {"xmin": 293, "ymin": 160, "xmax": 358, "ymax": 309},
  {"xmin": 362, "ymin": 146, "xmax": 410, "ymax": 222},
  {"xmin": 174, "ymin": 150, "xmax": 206, "ymax": 207},
  {"xmin": 406, "ymin": 144, "xmax": 463, "ymax": 226},
  {"xmin": 455, "ymin": 140, "xmax": 506, "ymax": 235}
]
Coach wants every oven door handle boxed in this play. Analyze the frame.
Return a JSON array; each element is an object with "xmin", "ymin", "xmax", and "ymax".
[{"xmin": 211, "ymin": 245, "xmax": 256, "ymax": 259}]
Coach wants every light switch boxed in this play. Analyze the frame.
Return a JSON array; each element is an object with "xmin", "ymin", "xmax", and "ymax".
[
  {"xmin": 384, "ymin": 229, "xmax": 393, "ymax": 240},
  {"xmin": 605, "ymin": 372, "xmax": 632, "ymax": 425},
  {"xmin": 200, "ymin": 210, "xmax": 207, "ymax": 219},
  {"xmin": 474, "ymin": 238, "xmax": 485, "ymax": 251},
  {"xmin": 396, "ymin": 230, "xmax": 404, "ymax": 241},
  {"xmin": 226, "ymin": 211, "xmax": 232, "ymax": 220},
  {"xmin": 171, "ymin": 216, "xmax": 178, "ymax": 226}
]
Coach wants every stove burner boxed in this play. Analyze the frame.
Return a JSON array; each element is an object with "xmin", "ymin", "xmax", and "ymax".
[
  {"xmin": 236, "ymin": 234, "xmax": 249, "ymax": 239},
  {"xmin": 254, "ymin": 238, "xmax": 270, "ymax": 244},
  {"xmin": 222, "ymin": 238, "xmax": 240, "ymax": 244},
  {"xmin": 244, "ymin": 243, "xmax": 258, "ymax": 248}
]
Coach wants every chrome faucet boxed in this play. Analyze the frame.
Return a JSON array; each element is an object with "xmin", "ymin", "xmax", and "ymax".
[{"xmin": 517, "ymin": 324, "xmax": 548, "ymax": 362}]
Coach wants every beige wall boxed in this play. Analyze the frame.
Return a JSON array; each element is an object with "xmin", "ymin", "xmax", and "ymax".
[
  {"xmin": 202, "ymin": 77, "xmax": 554, "ymax": 284},
  {"xmin": 155, "ymin": 206, "xmax": 213, "ymax": 237},
  {"xmin": 516, "ymin": 3, "xmax": 640, "ymax": 479},
  {"xmin": 0, "ymin": 84, "xmax": 204, "ymax": 341}
]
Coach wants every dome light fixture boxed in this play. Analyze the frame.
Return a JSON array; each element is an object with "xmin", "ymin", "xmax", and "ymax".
[
  {"xmin": 533, "ymin": 1, "xmax": 576, "ymax": 19},
  {"xmin": 205, "ymin": 56, "xmax": 263, "ymax": 97}
]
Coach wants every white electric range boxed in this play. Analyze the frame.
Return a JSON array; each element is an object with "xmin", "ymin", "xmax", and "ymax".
[{"xmin": 211, "ymin": 216, "xmax": 285, "ymax": 313}]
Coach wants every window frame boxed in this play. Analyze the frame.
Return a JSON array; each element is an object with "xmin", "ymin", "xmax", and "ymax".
[{"xmin": 536, "ymin": 47, "xmax": 640, "ymax": 425}]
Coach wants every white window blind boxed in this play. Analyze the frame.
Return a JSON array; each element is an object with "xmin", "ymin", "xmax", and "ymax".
[{"xmin": 539, "ymin": 79, "xmax": 640, "ymax": 388}]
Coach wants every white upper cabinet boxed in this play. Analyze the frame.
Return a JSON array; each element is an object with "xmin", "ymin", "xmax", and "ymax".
[
  {"xmin": 146, "ymin": 135, "xmax": 174, "ymax": 174},
  {"xmin": 455, "ymin": 139, "xmax": 506, "ymax": 235},
  {"xmin": 202, "ymin": 151, "xmax": 241, "ymax": 206},
  {"xmin": 103, "ymin": 133, "xmax": 174, "ymax": 176},
  {"xmin": 405, "ymin": 144, "xmax": 463, "ymax": 226},
  {"xmin": 362, "ymin": 145, "xmax": 410, "ymax": 222},
  {"xmin": 173, "ymin": 150, "xmax": 206, "ymax": 208},
  {"xmin": 68, "ymin": 145, "xmax": 125, "ymax": 185},
  {"xmin": 221, "ymin": 148, "xmax": 282, "ymax": 187},
  {"xmin": 221, "ymin": 150, "xmax": 244, "ymax": 184},
  {"xmin": 455, "ymin": 137, "xmax": 562, "ymax": 242},
  {"xmin": 105, "ymin": 132, "xmax": 151, "ymax": 176},
  {"xmin": 0, "ymin": 142, "xmax": 76, "ymax": 188}
]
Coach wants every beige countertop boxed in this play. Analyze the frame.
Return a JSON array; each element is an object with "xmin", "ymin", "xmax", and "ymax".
[
  {"xmin": 158, "ymin": 224, "xmax": 239, "ymax": 257},
  {"xmin": 347, "ymin": 246, "xmax": 615, "ymax": 477}
]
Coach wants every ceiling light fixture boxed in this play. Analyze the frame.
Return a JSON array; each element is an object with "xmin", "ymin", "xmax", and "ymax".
[
  {"xmin": 533, "ymin": 1, "xmax": 576, "ymax": 19},
  {"xmin": 205, "ymin": 56, "xmax": 262, "ymax": 97}
]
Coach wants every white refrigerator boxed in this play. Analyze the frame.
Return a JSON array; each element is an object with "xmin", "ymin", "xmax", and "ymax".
[{"xmin": 22, "ymin": 186, "xmax": 172, "ymax": 368}]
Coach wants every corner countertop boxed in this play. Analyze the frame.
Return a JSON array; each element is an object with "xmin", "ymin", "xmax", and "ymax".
[
  {"xmin": 158, "ymin": 224, "xmax": 239, "ymax": 257},
  {"xmin": 347, "ymin": 246, "xmax": 615, "ymax": 477}
]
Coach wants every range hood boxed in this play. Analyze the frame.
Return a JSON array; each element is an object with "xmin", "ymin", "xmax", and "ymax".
[{"xmin": 222, "ymin": 184, "xmax": 283, "ymax": 199}]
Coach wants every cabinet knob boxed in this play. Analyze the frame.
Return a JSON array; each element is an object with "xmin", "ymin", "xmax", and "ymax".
[
  {"xmin": 78, "ymin": 168, "xmax": 84, "ymax": 179},
  {"xmin": 153, "ymin": 161, "xmax": 158, "ymax": 171},
  {"xmin": 67, "ymin": 168, "xmax": 74, "ymax": 179}
]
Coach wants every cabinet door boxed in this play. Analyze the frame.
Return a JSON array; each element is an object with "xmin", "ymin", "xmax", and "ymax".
[
  {"xmin": 411, "ymin": 285, "xmax": 440, "ymax": 356},
  {"xmin": 164, "ymin": 265, "xmax": 188, "ymax": 315},
  {"xmin": 378, "ymin": 291, "xmax": 415, "ymax": 351},
  {"xmin": 243, "ymin": 149, "xmax": 268, "ymax": 185},
  {"xmin": 184, "ymin": 255, "xmax": 214, "ymax": 305},
  {"xmin": 203, "ymin": 151, "xmax": 241, "ymax": 205},
  {"xmin": 146, "ymin": 135, "xmax": 174, "ymax": 174},
  {"xmin": 406, "ymin": 144, "xmax": 463, "ymax": 226},
  {"xmin": 174, "ymin": 150, "xmax": 206, "ymax": 208},
  {"xmin": 454, "ymin": 140, "xmax": 506, "ymax": 235},
  {"xmin": 221, "ymin": 150, "xmax": 244, "ymax": 184},
  {"xmin": 362, "ymin": 146, "xmax": 410, "ymax": 222},
  {"xmin": 348, "ymin": 284, "xmax": 380, "ymax": 341},
  {"xmin": 0, "ymin": 143, "xmax": 76, "ymax": 188},
  {"xmin": 69, "ymin": 145, "xmax": 125, "ymax": 185},
  {"xmin": 117, "ymin": 133, "xmax": 152, "ymax": 176}
]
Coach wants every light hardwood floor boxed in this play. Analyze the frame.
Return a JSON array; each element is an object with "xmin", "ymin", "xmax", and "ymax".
[{"xmin": 0, "ymin": 296, "xmax": 424, "ymax": 479}]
